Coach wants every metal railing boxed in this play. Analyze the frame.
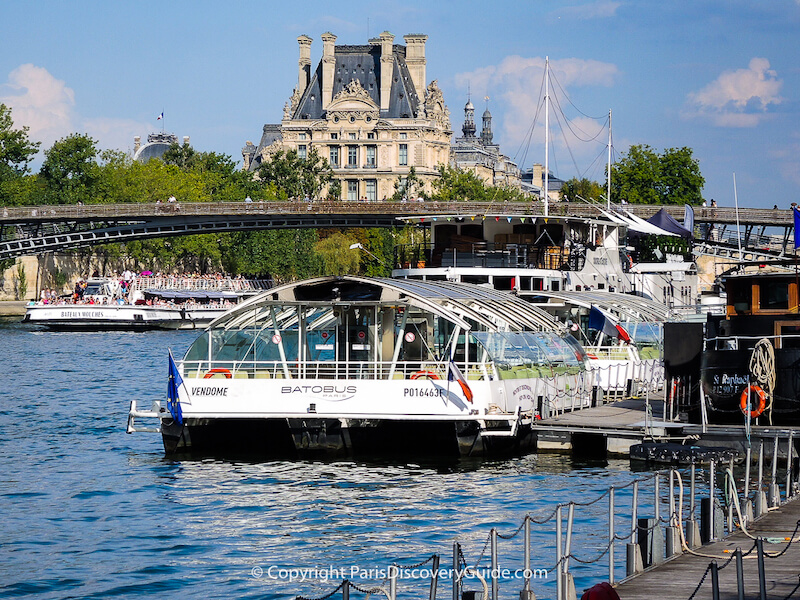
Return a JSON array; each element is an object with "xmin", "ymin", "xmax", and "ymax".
[
  {"xmin": 1, "ymin": 201, "xmax": 793, "ymax": 225},
  {"xmin": 294, "ymin": 444, "xmax": 799, "ymax": 600}
]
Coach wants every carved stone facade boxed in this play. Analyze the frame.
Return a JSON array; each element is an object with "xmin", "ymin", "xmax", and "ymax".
[
  {"xmin": 244, "ymin": 32, "xmax": 452, "ymax": 200},
  {"xmin": 451, "ymin": 99, "xmax": 522, "ymax": 189}
]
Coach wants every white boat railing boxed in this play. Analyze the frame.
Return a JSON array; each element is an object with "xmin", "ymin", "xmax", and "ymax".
[
  {"xmin": 130, "ymin": 276, "xmax": 272, "ymax": 293},
  {"xmin": 180, "ymin": 359, "xmax": 496, "ymax": 381}
]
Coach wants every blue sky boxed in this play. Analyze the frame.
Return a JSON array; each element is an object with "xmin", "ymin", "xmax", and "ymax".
[{"xmin": 1, "ymin": 0, "xmax": 798, "ymax": 208}]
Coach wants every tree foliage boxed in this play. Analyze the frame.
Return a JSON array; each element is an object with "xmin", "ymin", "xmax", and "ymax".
[
  {"xmin": 40, "ymin": 133, "xmax": 100, "ymax": 204},
  {"xmin": 560, "ymin": 177, "xmax": 605, "ymax": 203},
  {"xmin": 0, "ymin": 104, "xmax": 40, "ymax": 181},
  {"xmin": 611, "ymin": 144, "xmax": 704, "ymax": 205},
  {"xmin": 430, "ymin": 165, "xmax": 528, "ymax": 203},
  {"xmin": 256, "ymin": 147, "xmax": 334, "ymax": 200},
  {"xmin": 314, "ymin": 232, "xmax": 360, "ymax": 276}
]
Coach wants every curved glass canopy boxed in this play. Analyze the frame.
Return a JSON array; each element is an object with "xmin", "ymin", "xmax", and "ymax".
[{"xmin": 183, "ymin": 276, "xmax": 583, "ymax": 381}]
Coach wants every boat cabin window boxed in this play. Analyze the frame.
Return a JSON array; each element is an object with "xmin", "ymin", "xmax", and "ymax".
[
  {"xmin": 471, "ymin": 331, "xmax": 585, "ymax": 379},
  {"xmin": 728, "ymin": 280, "xmax": 752, "ymax": 314},
  {"xmin": 773, "ymin": 321, "xmax": 800, "ymax": 349},
  {"xmin": 493, "ymin": 276, "xmax": 515, "ymax": 291},
  {"xmin": 759, "ymin": 281, "xmax": 789, "ymax": 311}
]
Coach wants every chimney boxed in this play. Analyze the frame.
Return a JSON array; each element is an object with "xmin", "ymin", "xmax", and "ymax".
[
  {"xmin": 297, "ymin": 35, "xmax": 313, "ymax": 99},
  {"xmin": 533, "ymin": 164, "xmax": 543, "ymax": 189},
  {"xmin": 183, "ymin": 136, "xmax": 190, "ymax": 146},
  {"xmin": 379, "ymin": 31, "xmax": 395, "ymax": 113},
  {"xmin": 134, "ymin": 136, "xmax": 141, "ymax": 153},
  {"xmin": 321, "ymin": 32, "xmax": 337, "ymax": 110},
  {"xmin": 403, "ymin": 34, "xmax": 428, "ymax": 97}
]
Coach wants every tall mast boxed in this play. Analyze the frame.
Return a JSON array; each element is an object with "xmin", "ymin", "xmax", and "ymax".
[
  {"xmin": 607, "ymin": 109, "xmax": 612, "ymax": 210},
  {"xmin": 544, "ymin": 56, "xmax": 549, "ymax": 217}
]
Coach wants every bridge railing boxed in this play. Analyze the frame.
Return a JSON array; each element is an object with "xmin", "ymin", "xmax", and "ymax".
[{"xmin": 1, "ymin": 201, "xmax": 795, "ymax": 226}]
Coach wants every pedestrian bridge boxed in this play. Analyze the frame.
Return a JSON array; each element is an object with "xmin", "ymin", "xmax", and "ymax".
[{"xmin": 0, "ymin": 200, "xmax": 793, "ymax": 260}]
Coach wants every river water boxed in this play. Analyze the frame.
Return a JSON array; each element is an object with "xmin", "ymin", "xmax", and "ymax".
[{"xmin": 0, "ymin": 321, "xmax": 660, "ymax": 600}]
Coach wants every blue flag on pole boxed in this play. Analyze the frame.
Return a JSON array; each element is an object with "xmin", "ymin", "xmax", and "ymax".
[
  {"xmin": 794, "ymin": 207, "xmax": 800, "ymax": 249},
  {"xmin": 167, "ymin": 350, "xmax": 183, "ymax": 425}
]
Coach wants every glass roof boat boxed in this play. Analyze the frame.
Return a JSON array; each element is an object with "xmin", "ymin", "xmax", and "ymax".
[{"xmin": 127, "ymin": 276, "xmax": 594, "ymax": 458}]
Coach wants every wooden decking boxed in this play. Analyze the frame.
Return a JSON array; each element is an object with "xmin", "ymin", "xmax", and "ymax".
[
  {"xmin": 537, "ymin": 397, "xmax": 666, "ymax": 431},
  {"xmin": 614, "ymin": 495, "xmax": 800, "ymax": 599},
  {"xmin": 533, "ymin": 397, "xmax": 675, "ymax": 454}
]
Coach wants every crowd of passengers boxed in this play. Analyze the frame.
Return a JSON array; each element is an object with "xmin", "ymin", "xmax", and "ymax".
[{"xmin": 31, "ymin": 270, "xmax": 256, "ymax": 306}]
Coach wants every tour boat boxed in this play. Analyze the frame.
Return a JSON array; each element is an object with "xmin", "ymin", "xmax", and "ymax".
[
  {"xmin": 127, "ymin": 276, "xmax": 594, "ymax": 458},
  {"xmin": 699, "ymin": 268, "xmax": 800, "ymax": 426},
  {"xmin": 24, "ymin": 275, "xmax": 270, "ymax": 330},
  {"xmin": 392, "ymin": 208, "xmax": 698, "ymax": 311}
]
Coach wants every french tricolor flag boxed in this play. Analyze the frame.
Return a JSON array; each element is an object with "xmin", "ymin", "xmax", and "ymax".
[
  {"xmin": 157, "ymin": 112, "xmax": 164, "ymax": 121},
  {"xmin": 588, "ymin": 306, "xmax": 631, "ymax": 343},
  {"xmin": 448, "ymin": 360, "xmax": 473, "ymax": 403}
]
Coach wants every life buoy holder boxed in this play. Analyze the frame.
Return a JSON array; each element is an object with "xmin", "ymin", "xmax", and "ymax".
[
  {"xmin": 740, "ymin": 384, "xmax": 766, "ymax": 418},
  {"xmin": 204, "ymin": 368, "xmax": 232, "ymax": 379},
  {"xmin": 410, "ymin": 370, "xmax": 439, "ymax": 380}
]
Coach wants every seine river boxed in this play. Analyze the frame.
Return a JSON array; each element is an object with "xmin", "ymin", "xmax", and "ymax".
[{"xmin": 0, "ymin": 321, "xmax": 659, "ymax": 599}]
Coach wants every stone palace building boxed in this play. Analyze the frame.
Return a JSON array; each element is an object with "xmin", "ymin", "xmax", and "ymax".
[{"xmin": 243, "ymin": 32, "xmax": 452, "ymax": 201}]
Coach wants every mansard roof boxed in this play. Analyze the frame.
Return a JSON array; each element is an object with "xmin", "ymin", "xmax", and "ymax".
[{"xmin": 293, "ymin": 44, "xmax": 419, "ymax": 120}]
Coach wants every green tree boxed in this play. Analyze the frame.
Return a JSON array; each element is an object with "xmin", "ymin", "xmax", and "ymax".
[
  {"xmin": 611, "ymin": 144, "xmax": 704, "ymax": 205},
  {"xmin": 315, "ymin": 232, "xmax": 360, "ymax": 275},
  {"xmin": 560, "ymin": 177, "xmax": 604, "ymax": 203},
  {"xmin": 659, "ymin": 147, "xmax": 705, "ymax": 206},
  {"xmin": 161, "ymin": 142, "xmax": 198, "ymax": 170},
  {"xmin": 257, "ymin": 148, "xmax": 334, "ymax": 200},
  {"xmin": 40, "ymin": 133, "xmax": 100, "ymax": 204},
  {"xmin": 0, "ymin": 104, "xmax": 40, "ymax": 181},
  {"xmin": 392, "ymin": 166, "xmax": 425, "ymax": 201},
  {"xmin": 430, "ymin": 165, "xmax": 485, "ymax": 202},
  {"xmin": 222, "ymin": 229, "xmax": 321, "ymax": 281}
]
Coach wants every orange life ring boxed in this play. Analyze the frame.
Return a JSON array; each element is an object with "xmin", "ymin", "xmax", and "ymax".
[
  {"xmin": 740, "ymin": 384, "xmax": 766, "ymax": 418},
  {"xmin": 204, "ymin": 368, "xmax": 232, "ymax": 379},
  {"xmin": 410, "ymin": 370, "xmax": 439, "ymax": 380}
]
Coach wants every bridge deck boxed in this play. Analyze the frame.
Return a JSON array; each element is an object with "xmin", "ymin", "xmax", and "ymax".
[
  {"xmin": 1, "ymin": 201, "xmax": 794, "ymax": 260},
  {"xmin": 0, "ymin": 200, "xmax": 793, "ymax": 226}
]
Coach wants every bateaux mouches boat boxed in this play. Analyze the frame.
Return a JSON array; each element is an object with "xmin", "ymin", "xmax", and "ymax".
[
  {"xmin": 700, "ymin": 269, "xmax": 800, "ymax": 426},
  {"xmin": 127, "ymin": 276, "xmax": 594, "ymax": 458},
  {"xmin": 24, "ymin": 275, "xmax": 270, "ymax": 331}
]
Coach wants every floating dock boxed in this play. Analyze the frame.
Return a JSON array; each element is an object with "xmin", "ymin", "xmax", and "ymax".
[{"xmin": 614, "ymin": 493, "xmax": 800, "ymax": 599}]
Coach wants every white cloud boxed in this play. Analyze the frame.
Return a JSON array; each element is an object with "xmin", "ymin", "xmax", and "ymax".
[
  {"xmin": 455, "ymin": 56, "xmax": 618, "ymax": 152},
  {"xmin": 684, "ymin": 58, "xmax": 783, "ymax": 127},
  {"xmin": 0, "ymin": 64, "xmax": 75, "ymax": 149},
  {"xmin": 554, "ymin": 1, "xmax": 621, "ymax": 20},
  {"xmin": 0, "ymin": 63, "xmax": 150, "ymax": 159}
]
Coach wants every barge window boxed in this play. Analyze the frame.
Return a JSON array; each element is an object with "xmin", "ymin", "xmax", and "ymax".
[
  {"xmin": 760, "ymin": 281, "xmax": 788, "ymax": 310},
  {"xmin": 728, "ymin": 281, "xmax": 751, "ymax": 313}
]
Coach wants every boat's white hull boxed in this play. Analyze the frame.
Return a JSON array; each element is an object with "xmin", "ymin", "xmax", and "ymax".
[
  {"xmin": 137, "ymin": 374, "xmax": 591, "ymax": 458},
  {"xmin": 23, "ymin": 304, "xmax": 226, "ymax": 330}
]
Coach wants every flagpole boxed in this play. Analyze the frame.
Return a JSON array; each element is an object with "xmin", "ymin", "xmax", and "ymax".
[
  {"xmin": 794, "ymin": 207, "xmax": 799, "ymax": 313},
  {"xmin": 733, "ymin": 173, "xmax": 742, "ymax": 258}
]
